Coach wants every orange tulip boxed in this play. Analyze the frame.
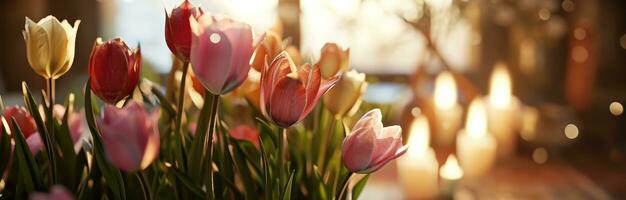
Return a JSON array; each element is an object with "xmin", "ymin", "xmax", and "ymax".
[{"xmin": 260, "ymin": 51, "xmax": 339, "ymax": 128}]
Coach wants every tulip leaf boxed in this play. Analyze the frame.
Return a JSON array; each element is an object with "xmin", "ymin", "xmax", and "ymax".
[
  {"xmin": 7, "ymin": 117, "xmax": 45, "ymax": 192},
  {"xmin": 166, "ymin": 164, "xmax": 206, "ymax": 199},
  {"xmin": 55, "ymin": 94, "xmax": 79, "ymax": 188},
  {"xmin": 255, "ymin": 117, "xmax": 277, "ymax": 147},
  {"xmin": 351, "ymin": 174, "xmax": 370, "ymax": 200},
  {"xmin": 231, "ymin": 142, "xmax": 258, "ymax": 200},
  {"xmin": 150, "ymin": 86, "xmax": 175, "ymax": 118},
  {"xmin": 187, "ymin": 92, "xmax": 215, "ymax": 184},
  {"xmin": 281, "ymin": 170, "xmax": 295, "ymax": 200},
  {"xmin": 84, "ymin": 79, "xmax": 126, "ymax": 200},
  {"xmin": 0, "ymin": 124, "xmax": 11, "ymax": 178},
  {"xmin": 21, "ymin": 82, "xmax": 57, "ymax": 184},
  {"xmin": 258, "ymin": 136, "xmax": 272, "ymax": 200}
]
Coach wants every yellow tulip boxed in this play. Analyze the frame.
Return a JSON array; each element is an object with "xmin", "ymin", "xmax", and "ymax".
[
  {"xmin": 318, "ymin": 43, "xmax": 349, "ymax": 79},
  {"xmin": 23, "ymin": 16, "xmax": 80, "ymax": 79},
  {"xmin": 324, "ymin": 69, "xmax": 367, "ymax": 118}
]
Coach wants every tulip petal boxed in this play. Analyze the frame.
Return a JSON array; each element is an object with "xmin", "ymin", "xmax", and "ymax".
[
  {"xmin": 360, "ymin": 145, "xmax": 408, "ymax": 174},
  {"xmin": 370, "ymin": 125, "xmax": 403, "ymax": 166},
  {"xmin": 26, "ymin": 133, "xmax": 43, "ymax": 155},
  {"xmin": 342, "ymin": 126, "xmax": 376, "ymax": 172},
  {"xmin": 24, "ymin": 17, "xmax": 51, "ymax": 77},
  {"xmin": 39, "ymin": 16, "xmax": 69, "ymax": 77},
  {"xmin": 190, "ymin": 28, "xmax": 233, "ymax": 94},
  {"xmin": 221, "ymin": 23, "xmax": 254, "ymax": 93},
  {"xmin": 352, "ymin": 109, "xmax": 382, "ymax": 132},
  {"xmin": 269, "ymin": 77, "xmax": 307, "ymax": 127}
]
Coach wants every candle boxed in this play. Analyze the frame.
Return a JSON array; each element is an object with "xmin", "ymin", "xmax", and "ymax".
[
  {"xmin": 439, "ymin": 154, "xmax": 463, "ymax": 198},
  {"xmin": 433, "ymin": 71, "xmax": 463, "ymax": 148},
  {"xmin": 457, "ymin": 99, "xmax": 496, "ymax": 178},
  {"xmin": 486, "ymin": 63, "xmax": 521, "ymax": 158},
  {"xmin": 397, "ymin": 115, "xmax": 439, "ymax": 199}
]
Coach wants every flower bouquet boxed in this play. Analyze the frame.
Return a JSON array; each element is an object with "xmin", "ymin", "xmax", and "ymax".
[{"xmin": 0, "ymin": 1, "xmax": 408, "ymax": 199}]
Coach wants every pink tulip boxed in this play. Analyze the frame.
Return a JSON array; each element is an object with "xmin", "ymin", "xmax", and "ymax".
[
  {"xmin": 341, "ymin": 109, "xmax": 408, "ymax": 174},
  {"xmin": 39, "ymin": 104, "xmax": 85, "ymax": 152},
  {"xmin": 260, "ymin": 52, "xmax": 339, "ymax": 128},
  {"xmin": 98, "ymin": 101, "xmax": 160, "ymax": 172},
  {"xmin": 189, "ymin": 15, "xmax": 257, "ymax": 95},
  {"xmin": 229, "ymin": 125, "xmax": 259, "ymax": 148},
  {"xmin": 30, "ymin": 185, "xmax": 74, "ymax": 200},
  {"xmin": 1, "ymin": 106, "xmax": 42, "ymax": 154}
]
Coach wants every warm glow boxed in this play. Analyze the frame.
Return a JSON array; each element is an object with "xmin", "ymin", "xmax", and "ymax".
[
  {"xmin": 466, "ymin": 98, "xmax": 487, "ymax": 138},
  {"xmin": 407, "ymin": 115, "xmax": 430, "ymax": 156},
  {"xmin": 564, "ymin": 124, "xmax": 579, "ymax": 139},
  {"xmin": 434, "ymin": 71, "xmax": 458, "ymax": 110},
  {"xmin": 489, "ymin": 63, "xmax": 512, "ymax": 108},
  {"xmin": 532, "ymin": 148, "xmax": 548, "ymax": 164},
  {"xmin": 439, "ymin": 154, "xmax": 463, "ymax": 180},
  {"xmin": 609, "ymin": 102, "xmax": 623, "ymax": 116}
]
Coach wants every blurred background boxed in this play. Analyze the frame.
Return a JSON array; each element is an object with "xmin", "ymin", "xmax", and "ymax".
[{"xmin": 1, "ymin": 0, "xmax": 626, "ymax": 199}]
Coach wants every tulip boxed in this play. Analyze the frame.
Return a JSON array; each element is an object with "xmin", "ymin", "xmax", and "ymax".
[
  {"xmin": 89, "ymin": 38, "xmax": 141, "ymax": 104},
  {"xmin": 1, "ymin": 106, "xmax": 44, "ymax": 154},
  {"xmin": 98, "ymin": 102, "xmax": 159, "ymax": 172},
  {"xmin": 250, "ymin": 31, "xmax": 283, "ymax": 71},
  {"xmin": 318, "ymin": 43, "xmax": 349, "ymax": 79},
  {"xmin": 165, "ymin": 0, "xmax": 204, "ymax": 62},
  {"xmin": 38, "ymin": 105, "xmax": 85, "ymax": 152},
  {"xmin": 30, "ymin": 185, "xmax": 74, "ymax": 200},
  {"xmin": 341, "ymin": 109, "xmax": 408, "ymax": 174},
  {"xmin": 189, "ymin": 15, "xmax": 257, "ymax": 95},
  {"xmin": 324, "ymin": 69, "xmax": 367, "ymax": 118},
  {"xmin": 229, "ymin": 125, "xmax": 259, "ymax": 148},
  {"xmin": 260, "ymin": 51, "xmax": 339, "ymax": 128},
  {"xmin": 23, "ymin": 16, "xmax": 80, "ymax": 79}
]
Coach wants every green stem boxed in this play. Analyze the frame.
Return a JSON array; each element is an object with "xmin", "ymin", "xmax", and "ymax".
[
  {"xmin": 136, "ymin": 172, "xmax": 152, "ymax": 200},
  {"xmin": 206, "ymin": 95, "xmax": 219, "ymax": 200},
  {"xmin": 175, "ymin": 62, "xmax": 190, "ymax": 148},
  {"xmin": 46, "ymin": 78, "xmax": 58, "ymax": 184},
  {"xmin": 337, "ymin": 172, "xmax": 354, "ymax": 200},
  {"xmin": 318, "ymin": 113, "xmax": 336, "ymax": 172},
  {"xmin": 278, "ymin": 127, "xmax": 287, "ymax": 196}
]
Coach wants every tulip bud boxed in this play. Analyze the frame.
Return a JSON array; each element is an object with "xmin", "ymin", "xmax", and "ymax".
[
  {"xmin": 2, "ymin": 106, "xmax": 43, "ymax": 154},
  {"xmin": 250, "ymin": 31, "xmax": 283, "ymax": 71},
  {"xmin": 324, "ymin": 70, "xmax": 367, "ymax": 118},
  {"xmin": 23, "ymin": 16, "xmax": 80, "ymax": 79},
  {"xmin": 98, "ymin": 102, "xmax": 160, "ymax": 172},
  {"xmin": 260, "ymin": 51, "xmax": 339, "ymax": 128},
  {"xmin": 189, "ymin": 15, "xmax": 257, "ymax": 95},
  {"xmin": 342, "ymin": 109, "xmax": 408, "ymax": 174},
  {"xmin": 30, "ymin": 185, "xmax": 74, "ymax": 200},
  {"xmin": 89, "ymin": 38, "xmax": 141, "ymax": 104},
  {"xmin": 165, "ymin": 0, "xmax": 204, "ymax": 62},
  {"xmin": 229, "ymin": 125, "xmax": 259, "ymax": 148},
  {"xmin": 318, "ymin": 43, "xmax": 349, "ymax": 79}
]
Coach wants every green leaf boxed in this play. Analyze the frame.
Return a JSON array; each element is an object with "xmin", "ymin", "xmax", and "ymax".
[
  {"xmin": 255, "ymin": 117, "xmax": 277, "ymax": 147},
  {"xmin": 84, "ymin": 79, "xmax": 126, "ymax": 200},
  {"xmin": 150, "ymin": 86, "xmax": 176, "ymax": 118},
  {"xmin": 21, "ymin": 82, "xmax": 57, "ymax": 184},
  {"xmin": 187, "ymin": 93, "xmax": 215, "ymax": 183},
  {"xmin": 166, "ymin": 164, "xmax": 206, "ymax": 199},
  {"xmin": 351, "ymin": 174, "xmax": 370, "ymax": 200},
  {"xmin": 55, "ymin": 94, "xmax": 79, "ymax": 187},
  {"xmin": 281, "ymin": 170, "xmax": 295, "ymax": 200},
  {"xmin": 0, "ymin": 124, "xmax": 11, "ymax": 178},
  {"xmin": 258, "ymin": 136, "xmax": 272, "ymax": 200},
  {"xmin": 6, "ymin": 117, "xmax": 45, "ymax": 191}
]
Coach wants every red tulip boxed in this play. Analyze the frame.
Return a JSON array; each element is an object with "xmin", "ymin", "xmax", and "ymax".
[
  {"xmin": 229, "ymin": 125, "xmax": 259, "ymax": 148},
  {"xmin": 98, "ymin": 102, "xmax": 159, "ymax": 172},
  {"xmin": 260, "ymin": 51, "xmax": 339, "ymax": 128},
  {"xmin": 1, "ymin": 106, "xmax": 42, "ymax": 154},
  {"xmin": 342, "ymin": 109, "xmax": 408, "ymax": 174},
  {"xmin": 89, "ymin": 38, "xmax": 141, "ymax": 104},
  {"xmin": 165, "ymin": 0, "xmax": 204, "ymax": 62},
  {"xmin": 189, "ymin": 15, "xmax": 257, "ymax": 95}
]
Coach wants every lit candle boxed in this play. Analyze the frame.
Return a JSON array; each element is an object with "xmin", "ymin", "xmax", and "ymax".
[
  {"xmin": 433, "ymin": 71, "xmax": 463, "ymax": 148},
  {"xmin": 486, "ymin": 63, "xmax": 521, "ymax": 158},
  {"xmin": 397, "ymin": 115, "xmax": 439, "ymax": 199},
  {"xmin": 457, "ymin": 98, "xmax": 496, "ymax": 178},
  {"xmin": 439, "ymin": 154, "xmax": 463, "ymax": 198}
]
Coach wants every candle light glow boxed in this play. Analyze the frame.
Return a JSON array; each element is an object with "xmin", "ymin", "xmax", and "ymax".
[
  {"xmin": 434, "ymin": 71, "xmax": 457, "ymax": 110},
  {"xmin": 408, "ymin": 115, "xmax": 430, "ymax": 155},
  {"xmin": 440, "ymin": 154, "xmax": 463, "ymax": 180},
  {"xmin": 489, "ymin": 63, "xmax": 512, "ymax": 108},
  {"xmin": 466, "ymin": 99, "xmax": 487, "ymax": 138}
]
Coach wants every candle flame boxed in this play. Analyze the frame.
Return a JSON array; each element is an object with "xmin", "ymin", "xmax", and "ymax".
[
  {"xmin": 434, "ymin": 71, "xmax": 457, "ymax": 110},
  {"xmin": 440, "ymin": 154, "xmax": 463, "ymax": 180},
  {"xmin": 489, "ymin": 63, "xmax": 512, "ymax": 108},
  {"xmin": 407, "ymin": 115, "xmax": 430, "ymax": 156},
  {"xmin": 466, "ymin": 98, "xmax": 487, "ymax": 138}
]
